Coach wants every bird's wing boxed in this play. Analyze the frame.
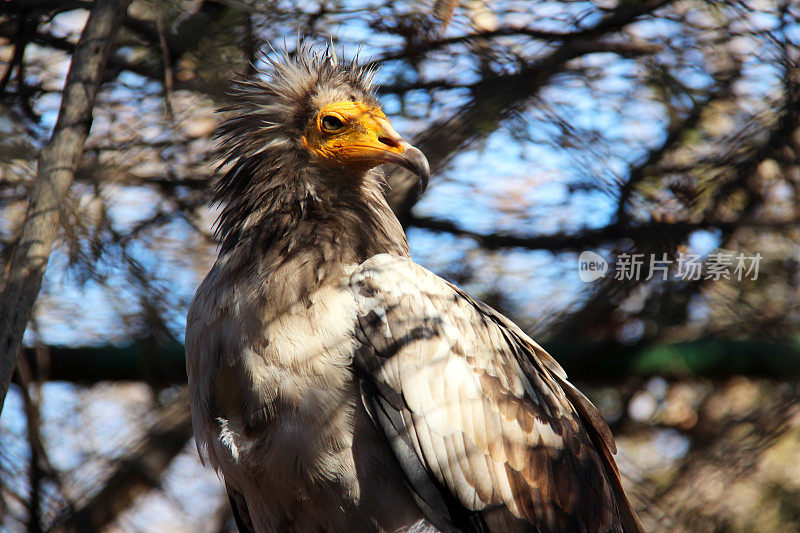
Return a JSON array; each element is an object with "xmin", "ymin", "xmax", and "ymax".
[
  {"xmin": 226, "ymin": 483, "xmax": 255, "ymax": 533},
  {"xmin": 349, "ymin": 254, "xmax": 643, "ymax": 533}
]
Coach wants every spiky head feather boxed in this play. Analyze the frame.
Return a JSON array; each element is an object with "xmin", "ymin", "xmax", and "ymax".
[{"xmin": 211, "ymin": 46, "xmax": 382, "ymax": 251}]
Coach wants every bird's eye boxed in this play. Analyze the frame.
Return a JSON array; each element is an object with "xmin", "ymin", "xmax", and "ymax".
[{"xmin": 321, "ymin": 115, "xmax": 344, "ymax": 132}]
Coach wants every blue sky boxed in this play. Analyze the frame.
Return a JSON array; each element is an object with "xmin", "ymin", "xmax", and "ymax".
[
  {"xmin": 21, "ymin": 2, "xmax": 746, "ymax": 347},
  {"xmin": 14, "ymin": 0, "xmax": 794, "ymax": 348},
  {"xmin": 4, "ymin": 3, "xmax": 798, "ymax": 530}
]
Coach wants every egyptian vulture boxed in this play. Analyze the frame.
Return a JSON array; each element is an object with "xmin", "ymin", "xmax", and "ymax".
[{"xmin": 186, "ymin": 48, "xmax": 643, "ymax": 533}]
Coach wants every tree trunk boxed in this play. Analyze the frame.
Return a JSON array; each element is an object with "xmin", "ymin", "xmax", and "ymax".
[{"xmin": 0, "ymin": 0, "xmax": 131, "ymax": 413}]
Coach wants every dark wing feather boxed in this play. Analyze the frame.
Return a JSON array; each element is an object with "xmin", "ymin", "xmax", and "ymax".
[
  {"xmin": 226, "ymin": 483, "xmax": 254, "ymax": 533},
  {"xmin": 349, "ymin": 254, "xmax": 643, "ymax": 533}
]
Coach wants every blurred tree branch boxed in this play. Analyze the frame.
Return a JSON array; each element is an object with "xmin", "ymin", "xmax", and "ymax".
[
  {"xmin": 2, "ymin": 0, "xmax": 800, "ymax": 530},
  {"xmin": 385, "ymin": 0, "xmax": 672, "ymax": 224},
  {"xmin": 21, "ymin": 336, "xmax": 800, "ymax": 385},
  {"xmin": 640, "ymin": 378, "xmax": 800, "ymax": 531},
  {"xmin": 553, "ymin": 51, "xmax": 799, "ymax": 341},
  {"xmin": 0, "ymin": 0, "xmax": 131, "ymax": 413},
  {"xmin": 407, "ymin": 215, "xmax": 800, "ymax": 252},
  {"xmin": 49, "ymin": 389, "xmax": 192, "ymax": 532}
]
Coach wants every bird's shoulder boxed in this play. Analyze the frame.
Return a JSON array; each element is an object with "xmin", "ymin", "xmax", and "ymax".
[
  {"xmin": 349, "ymin": 252, "xmax": 569, "ymax": 389},
  {"xmin": 186, "ymin": 253, "xmax": 241, "ymax": 342},
  {"xmin": 352, "ymin": 253, "xmax": 529, "ymax": 360}
]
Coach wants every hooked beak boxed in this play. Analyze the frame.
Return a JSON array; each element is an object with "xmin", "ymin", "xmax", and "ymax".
[
  {"xmin": 376, "ymin": 141, "xmax": 430, "ymax": 194},
  {"xmin": 357, "ymin": 113, "xmax": 429, "ymax": 193}
]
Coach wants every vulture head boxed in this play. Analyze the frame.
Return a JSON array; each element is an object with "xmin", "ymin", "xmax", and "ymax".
[{"xmin": 211, "ymin": 48, "xmax": 428, "ymax": 252}]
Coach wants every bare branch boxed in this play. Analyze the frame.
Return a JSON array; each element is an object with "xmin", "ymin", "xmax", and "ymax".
[
  {"xmin": 0, "ymin": 0, "xmax": 131, "ymax": 413},
  {"xmin": 49, "ymin": 390, "xmax": 192, "ymax": 532},
  {"xmin": 386, "ymin": 0, "xmax": 672, "ymax": 224},
  {"xmin": 406, "ymin": 215, "xmax": 800, "ymax": 252}
]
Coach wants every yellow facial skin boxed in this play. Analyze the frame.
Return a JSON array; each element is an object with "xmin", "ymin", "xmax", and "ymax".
[
  {"xmin": 302, "ymin": 101, "xmax": 430, "ymax": 187},
  {"xmin": 303, "ymin": 101, "xmax": 403, "ymax": 166}
]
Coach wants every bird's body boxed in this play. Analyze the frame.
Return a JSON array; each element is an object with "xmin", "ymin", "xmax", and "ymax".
[
  {"xmin": 187, "ymin": 177, "xmax": 426, "ymax": 532},
  {"xmin": 186, "ymin": 48, "xmax": 643, "ymax": 533}
]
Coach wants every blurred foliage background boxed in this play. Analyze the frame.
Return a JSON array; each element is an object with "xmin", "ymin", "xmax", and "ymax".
[{"xmin": 2, "ymin": 0, "xmax": 800, "ymax": 531}]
